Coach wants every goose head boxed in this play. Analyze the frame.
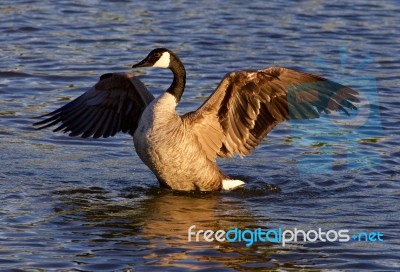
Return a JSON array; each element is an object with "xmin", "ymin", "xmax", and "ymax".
[
  {"xmin": 132, "ymin": 48, "xmax": 173, "ymax": 69},
  {"xmin": 131, "ymin": 48, "xmax": 186, "ymax": 102}
]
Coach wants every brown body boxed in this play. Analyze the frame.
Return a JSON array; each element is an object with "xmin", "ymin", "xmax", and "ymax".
[{"xmin": 134, "ymin": 92, "xmax": 225, "ymax": 190}]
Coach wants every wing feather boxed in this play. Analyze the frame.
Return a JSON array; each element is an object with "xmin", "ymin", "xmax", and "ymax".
[
  {"xmin": 33, "ymin": 72, "xmax": 154, "ymax": 138},
  {"xmin": 183, "ymin": 67, "xmax": 359, "ymax": 161}
]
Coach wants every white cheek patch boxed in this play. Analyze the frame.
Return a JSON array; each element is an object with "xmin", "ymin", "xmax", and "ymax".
[{"xmin": 153, "ymin": 52, "xmax": 170, "ymax": 68}]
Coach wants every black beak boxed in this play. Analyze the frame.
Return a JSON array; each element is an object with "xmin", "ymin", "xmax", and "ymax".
[{"xmin": 132, "ymin": 58, "xmax": 150, "ymax": 68}]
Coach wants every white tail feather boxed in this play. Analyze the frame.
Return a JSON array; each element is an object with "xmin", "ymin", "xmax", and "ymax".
[{"xmin": 222, "ymin": 179, "xmax": 245, "ymax": 190}]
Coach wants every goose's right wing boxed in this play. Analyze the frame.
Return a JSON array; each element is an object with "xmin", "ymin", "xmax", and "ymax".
[
  {"xmin": 33, "ymin": 72, "xmax": 154, "ymax": 138},
  {"xmin": 183, "ymin": 67, "xmax": 359, "ymax": 161}
]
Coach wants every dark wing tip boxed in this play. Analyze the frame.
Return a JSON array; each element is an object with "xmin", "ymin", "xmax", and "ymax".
[{"xmin": 32, "ymin": 112, "xmax": 60, "ymax": 129}]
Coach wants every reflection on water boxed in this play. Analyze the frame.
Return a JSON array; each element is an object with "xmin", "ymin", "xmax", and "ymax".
[
  {"xmin": 1, "ymin": 0, "xmax": 400, "ymax": 270},
  {"xmin": 50, "ymin": 186, "xmax": 313, "ymax": 271}
]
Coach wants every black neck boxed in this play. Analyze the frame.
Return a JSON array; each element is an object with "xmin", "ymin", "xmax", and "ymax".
[{"xmin": 167, "ymin": 56, "xmax": 186, "ymax": 102}]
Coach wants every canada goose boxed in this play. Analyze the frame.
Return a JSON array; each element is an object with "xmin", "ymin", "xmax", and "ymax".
[{"xmin": 34, "ymin": 48, "xmax": 359, "ymax": 191}]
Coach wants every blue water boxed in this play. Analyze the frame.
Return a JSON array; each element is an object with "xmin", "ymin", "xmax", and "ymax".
[{"xmin": 1, "ymin": 0, "xmax": 399, "ymax": 270}]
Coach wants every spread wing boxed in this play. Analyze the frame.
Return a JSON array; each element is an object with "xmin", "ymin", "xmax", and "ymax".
[
  {"xmin": 183, "ymin": 67, "xmax": 359, "ymax": 161},
  {"xmin": 33, "ymin": 72, "xmax": 154, "ymax": 138}
]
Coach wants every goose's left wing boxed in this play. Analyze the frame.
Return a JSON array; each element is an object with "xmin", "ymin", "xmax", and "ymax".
[
  {"xmin": 34, "ymin": 72, "xmax": 154, "ymax": 138},
  {"xmin": 182, "ymin": 67, "xmax": 359, "ymax": 161}
]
